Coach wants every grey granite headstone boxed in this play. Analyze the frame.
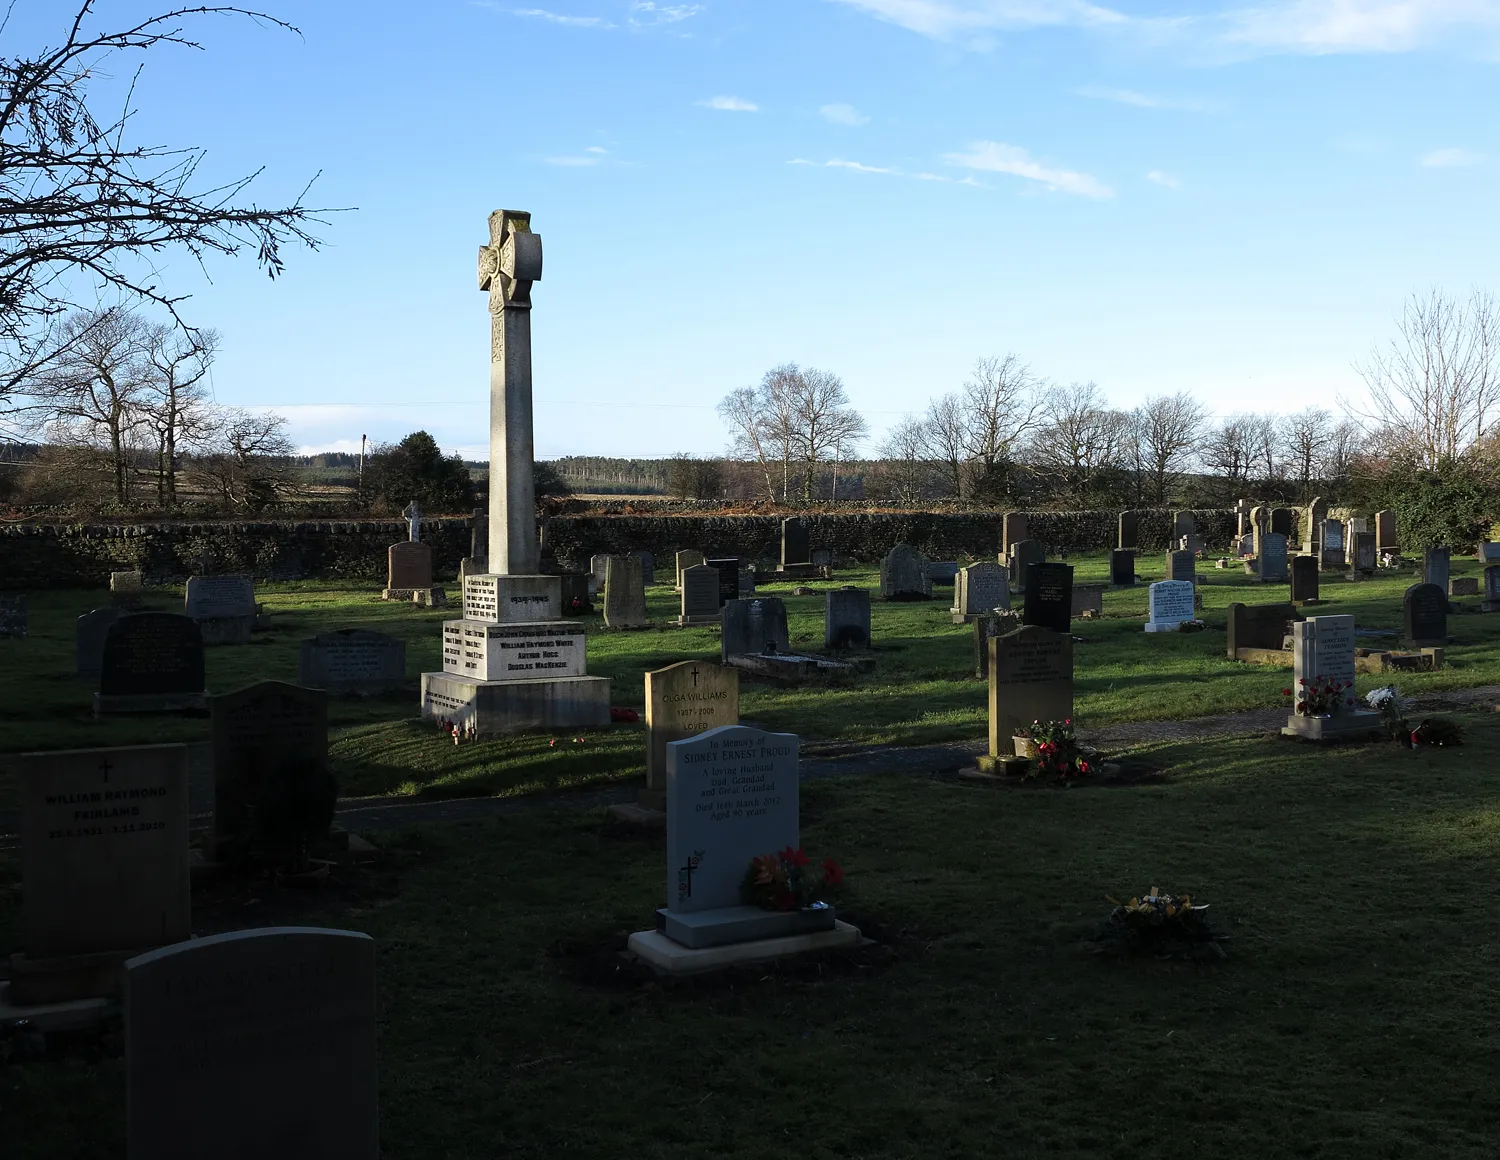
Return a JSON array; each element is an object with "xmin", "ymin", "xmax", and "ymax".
[
  {"xmin": 111, "ymin": 570, "xmax": 145, "ymax": 609},
  {"xmin": 0, "ymin": 593, "xmax": 28, "ymax": 637},
  {"xmin": 1008, "ymin": 539, "xmax": 1044, "ymax": 593},
  {"xmin": 825, "ymin": 587, "xmax": 871, "ymax": 649},
  {"xmin": 1166, "ymin": 549, "xmax": 1195, "ymax": 584},
  {"xmin": 97, "ymin": 614, "xmax": 206, "ymax": 714},
  {"xmin": 1424, "ymin": 547, "xmax": 1451, "ymax": 592},
  {"xmin": 125, "ymin": 927, "xmax": 378, "ymax": 1160},
  {"xmin": 1259, "ymin": 533, "xmax": 1288, "ymax": 582},
  {"xmin": 678, "ymin": 563, "xmax": 722, "ymax": 625},
  {"xmin": 1404, "ymin": 582, "xmax": 1447, "ymax": 646},
  {"xmin": 299, "ymin": 629, "xmax": 405, "ymax": 694},
  {"xmin": 721, "ymin": 597, "xmax": 790, "ymax": 660},
  {"xmin": 1172, "ymin": 511, "xmax": 1195, "ymax": 541},
  {"xmin": 675, "ymin": 549, "xmax": 706, "ymax": 589},
  {"xmin": 76, "ymin": 606, "xmax": 123, "ymax": 677},
  {"xmin": 952, "ymin": 562, "xmax": 1009, "ymax": 623},
  {"xmin": 1071, "ymin": 584, "xmax": 1104, "ymax": 618},
  {"xmin": 1320, "ymin": 519, "xmax": 1346, "ymax": 568},
  {"xmin": 927, "ymin": 561, "xmax": 960, "ymax": 586},
  {"xmin": 604, "ymin": 554, "xmax": 648, "ymax": 627},
  {"xmin": 1485, "ymin": 565, "xmax": 1500, "ymax": 610},
  {"xmin": 880, "ymin": 544, "xmax": 931, "ymax": 600},
  {"xmin": 184, "ymin": 575, "xmax": 255, "ymax": 620}
]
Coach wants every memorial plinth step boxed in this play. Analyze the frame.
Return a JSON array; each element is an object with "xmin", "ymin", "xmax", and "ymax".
[
  {"xmin": 420, "ymin": 671, "xmax": 611, "ymax": 734},
  {"xmin": 440, "ymin": 619, "xmax": 589, "ymax": 682},
  {"xmin": 627, "ymin": 920, "xmax": 862, "ymax": 976}
]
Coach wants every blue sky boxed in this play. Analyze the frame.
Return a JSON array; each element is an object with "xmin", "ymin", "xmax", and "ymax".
[{"xmin": 12, "ymin": 0, "xmax": 1500, "ymax": 459}]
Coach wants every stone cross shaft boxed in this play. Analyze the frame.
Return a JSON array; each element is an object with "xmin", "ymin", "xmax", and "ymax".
[
  {"xmin": 477, "ymin": 209, "xmax": 544, "ymax": 576},
  {"xmin": 402, "ymin": 500, "xmax": 422, "ymax": 543}
]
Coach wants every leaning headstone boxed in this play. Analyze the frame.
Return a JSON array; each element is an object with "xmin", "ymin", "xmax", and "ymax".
[
  {"xmin": 384, "ymin": 541, "xmax": 433, "ymax": 600},
  {"xmin": 1145, "ymin": 580, "xmax": 1195, "ymax": 632},
  {"xmin": 1002, "ymin": 512, "xmax": 1028, "ymax": 555},
  {"xmin": 1008, "ymin": 539, "xmax": 1044, "ymax": 593},
  {"xmin": 96, "ymin": 614, "xmax": 207, "ymax": 715},
  {"xmin": 825, "ymin": 587, "xmax": 871, "ymax": 649},
  {"xmin": 642, "ymin": 660, "xmax": 740, "ymax": 810},
  {"xmin": 1424, "ymin": 547, "xmax": 1451, "ymax": 593},
  {"xmin": 184, "ymin": 574, "xmax": 256, "ymax": 645},
  {"xmin": 1374, "ymin": 509, "xmax": 1397, "ymax": 552},
  {"xmin": 721, "ymin": 597, "xmax": 790, "ymax": 660},
  {"xmin": 1109, "ymin": 548, "xmax": 1135, "ymax": 587},
  {"xmin": 603, "ymin": 554, "xmax": 648, "ymax": 628},
  {"xmin": 1258, "ymin": 533, "xmax": 1289, "ymax": 582},
  {"xmin": 10, "ymin": 744, "xmax": 190, "ymax": 1004},
  {"xmin": 299, "ymin": 629, "xmax": 405, "ymax": 694},
  {"xmin": 632, "ymin": 549, "xmax": 655, "ymax": 586},
  {"xmin": 1403, "ymin": 583, "xmax": 1448, "ymax": 647},
  {"xmin": 210, "ymin": 681, "xmax": 330, "ymax": 860},
  {"xmin": 0, "ymin": 593, "xmax": 27, "ymax": 637},
  {"xmin": 125, "ymin": 928, "xmax": 378, "ymax": 1160},
  {"xmin": 111, "ymin": 570, "xmax": 145, "ymax": 609},
  {"xmin": 780, "ymin": 517, "xmax": 810, "ymax": 567},
  {"xmin": 880, "ymin": 544, "xmax": 931, "ymax": 601},
  {"xmin": 675, "ymin": 549, "xmax": 706, "ymax": 590},
  {"xmin": 75, "ymin": 607, "xmax": 123, "ymax": 677},
  {"xmin": 1484, "ymin": 565, "xmax": 1500, "ymax": 612},
  {"xmin": 987, "ymin": 626, "xmax": 1073, "ymax": 755},
  {"xmin": 677, "ymin": 563, "xmax": 722, "ymax": 626},
  {"xmin": 1022, "ymin": 562, "xmax": 1073, "ymax": 633},
  {"xmin": 1117, "ymin": 511, "xmax": 1138, "ymax": 551},
  {"xmin": 952, "ymin": 562, "xmax": 1010, "ymax": 624},
  {"xmin": 1166, "ymin": 549, "xmax": 1195, "ymax": 584},
  {"xmin": 1354, "ymin": 532, "xmax": 1377, "ymax": 575},
  {"xmin": 1320, "ymin": 520, "xmax": 1346, "ymax": 569},
  {"xmin": 1290, "ymin": 556, "xmax": 1319, "ymax": 604}
]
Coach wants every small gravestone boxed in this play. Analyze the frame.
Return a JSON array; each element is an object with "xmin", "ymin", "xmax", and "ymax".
[
  {"xmin": 1290, "ymin": 556, "xmax": 1319, "ymax": 604},
  {"xmin": 0, "ymin": 594, "xmax": 27, "ymax": 637},
  {"xmin": 781, "ymin": 517, "xmax": 810, "ymax": 567},
  {"xmin": 721, "ymin": 597, "xmax": 790, "ymax": 660},
  {"xmin": 210, "ymin": 681, "xmax": 330, "ymax": 860},
  {"xmin": 299, "ymin": 629, "xmax": 405, "ymax": 694},
  {"xmin": 642, "ymin": 661, "xmax": 740, "ymax": 809},
  {"xmin": 589, "ymin": 553, "xmax": 609, "ymax": 596},
  {"xmin": 1022, "ymin": 562, "xmax": 1073, "ymax": 633},
  {"xmin": 559, "ymin": 572, "xmax": 592, "ymax": 615},
  {"xmin": 1008, "ymin": 539, "xmax": 1044, "ymax": 593},
  {"xmin": 1227, "ymin": 602, "xmax": 1298, "ymax": 657},
  {"xmin": 384, "ymin": 540, "xmax": 433, "ymax": 599},
  {"xmin": 632, "ymin": 550, "xmax": 655, "ymax": 586},
  {"xmin": 1110, "ymin": 548, "xmax": 1135, "ymax": 587},
  {"xmin": 1271, "ymin": 508, "xmax": 1293, "ymax": 536},
  {"xmin": 678, "ymin": 563, "xmax": 722, "ymax": 626},
  {"xmin": 1071, "ymin": 585, "xmax": 1104, "ymax": 618},
  {"xmin": 880, "ymin": 544, "xmax": 931, "ymax": 600},
  {"xmin": 1172, "ymin": 511, "xmax": 1195, "ymax": 542},
  {"xmin": 927, "ymin": 561, "xmax": 960, "ymax": 586},
  {"xmin": 810, "ymin": 548, "xmax": 833, "ymax": 568},
  {"xmin": 738, "ymin": 563, "xmax": 756, "ymax": 597},
  {"xmin": 1424, "ymin": 547, "xmax": 1451, "ymax": 593},
  {"xmin": 1002, "ymin": 512, "xmax": 1028, "ymax": 555},
  {"xmin": 1166, "ymin": 549, "xmax": 1195, "ymax": 584},
  {"xmin": 675, "ymin": 549, "xmax": 706, "ymax": 589},
  {"xmin": 1375, "ymin": 509, "xmax": 1397, "ymax": 551},
  {"xmin": 12, "ymin": 744, "xmax": 191, "ymax": 1004},
  {"xmin": 184, "ymin": 575, "xmax": 256, "ymax": 645},
  {"xmin": 707, "ymin": 558, "xmax": 740, "ymax": 607},
  {"xmin": 1481, "ymin": 542, "xmax": 1500, "ymax": 563},
  {"xmin": 1237, "ymin": 533, "xmax": 1254, "ymax": 557},
  {"xmin": 96, "ymin": 614, "xmax": 207, "ymax": 715},
  {"xmin": 987, "ymin": 626, "xmax": 1073, "ymax": 754},
  {"xmin": 1403, "ymin": 582, "xmax": 1448, "ymax": 647},
  {"xmin": 1145, "ymin": 580, "xmax": 1195, "ymax": 632},
  {"xmin": 125, "ymin": 927, "xmax": 378, "ymax": 1160},
  {"xmin": 1484, "ymin": 566, "xmax": 1500, "ymax": 612},
  {"xmin": 111, "ymin": 570, "xmax": 145, "ymax": 609},
  {"xmin": 1320, "ymin": 520, "xmax": 1346, "ymax": 569},
  {"xmin": 76, "ymin": 607, "xmax": 123, "ymax": 677},
  {"xmin": 1117, "ymin": 511, "xmax": 1138, "ymax": 550},
  {"xmin": 1354, "ymin": 532, "xmax": 1377, "ymax": 574},
  {"xmin": 952, "ymin": 562, "xmax": 1010, "ymax": 623},
  {"xmin": 1259, "ymin": 533, "xmax": 1289, "ymax": 582},
  {"xmin": 825, "ymin": 587, "xmax": 871, "ymax": 649},
  {"xmin": 973, "ymin": 612, "xmax": 1014, "ymax": 679},
  {"xmin": 1451, "ymin": 577, "xmax": 1479, "ymax": 597},
  {"xmin": 604, "ymin": 554, "xmax": 648, "ymax": 628}
]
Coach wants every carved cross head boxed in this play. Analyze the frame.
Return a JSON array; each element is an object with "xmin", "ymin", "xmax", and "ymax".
[
  {"xmin": 402, "ymin": 499, "xmax": 422, "ymax": 542},
  {"xmin": 477, "ymin": 209, "xmax": 543, "ymax": 312}
]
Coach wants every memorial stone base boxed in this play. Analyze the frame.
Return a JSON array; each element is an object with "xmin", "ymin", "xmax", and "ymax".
[
  {"xmin": 420, "ymin": 671, "xmax": 611, "ymax": 734},
  {"xmin": 383, "ymin": 586, "xmax": 447, "ymax": 605},
  {"xmin": 628, "ymin": 905, "xmax": 861, "ymax": 977},
  {"xmin": 1280, "ymin": 710, "xmax": 1381, "ymax": 742},
  {"xmin": 93, "ymin": 691, "xmax": 208, "ymax": 717}
]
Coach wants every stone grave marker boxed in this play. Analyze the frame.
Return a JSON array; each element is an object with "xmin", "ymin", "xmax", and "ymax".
[
  {"xmin": 1481, "ymin": 542, "xmax": 1500, "ymax": 563},
  {"xmin": 184, "ymin": 574, "xmax": 255, "ymax": 620},
  {"xmin": 1166, "ymin": 549, "xmax": 1195, "ymax": 584},
  {"xmin": 1237, "ymin": 533, "xmax": 1254, "ymax": 558},
  {"xmin": 1484, "ymin": 565, "xmax": 1500, "ymax": 612},
  {"xmin": 642, "ymin": 660, "xmax": 740, "ymax": 809},
  {"xmin": 1403, "ymin": 582, "xmax": 1448, "ymax": 647},
  {"xmin": 1008, "ymin": 539, "xmax": 1044, "ymax": 593},
  {"xmin": 1290, "ymin": 556, "xmax": 1319, "ymax": 604},
  {"xmin": 781, "ymin": 517, "xmax": 810, "ymax": 567},
  {"xmin": 973, "ymin": 612, "xmax": 1011, "ymax": 679},
  {"xmin": 604, "ymin": 554, "xmax": 648, "ymax": 628},
  {"xmin": 15, "ymin": 744, "xmax": 190, "ymax": 1003},
  {"xmin": 76, "ymin": 607, "xmax": 123, "ymax": 677},
  {"xmin": 1450, "ymin": 576, "xmax": 1479, "ymax": 597},
  {"xmin": 721, "ymin": 597, "xmax": 790, "ymax": 660},
  {"xmin": 441, "ymin": 620, "xmax": 587, "ymax": 681},
  {"xmin": 1110, "ymin": 548, "xmax": 1135, "ymax": 586},
  {"xmin": 1022, "ymin": 562, "xmax": 1073, "ymax": 633},
  {"xmin": 1271, "ymin": 508, "xmax": 1293, "ymax": 536},
  {"xmin": 1227, "ymin": 602, "xmax": 1298, "ymax": 658},
  {"xmin": 1258, "ymin": 533, "xmax": 1289, "ymax": 582},
  {"xmin": 1303, "ymin": 497, "xmax": 1326, "ymax": 554},
  {"xmin": 1375, "ymin": 509, "xmax": 1397, "ymax": 551},
  {"xmin": 559, "ymin": 571, "xmax": 592, "ymax": 615},
  {"xmin": 675, "ymin": 549, "xmax": 706, "ymax": 589},
  {"xmin": 111, "ymin": 570, "xmax": 145, "ymax": 609},
  {"xmin": 1002, "ymin": 512, "xmax": 1028, "ymax": 555},
  {"xmin": 1354, "ymin": 532, "xmax": 1377, "ymax": 574},
  {"xmin": 927, "ymin": 561, "xmax": 960, "ymax": 586},
  {"xmin": 210, "ymin": 681, "xmax": 329, "ymax": 860},
  {"xmin": 0, "ymin": 593, "xmax": 27, "ymax": 637},
  {"xmin": 299, "ymin": 629, "xmax": 405, "ymax": 694},
  {"xmin": 825, "ymin": 587, "xmax": 871, "ymax": 649},
  {"xmin": 952, "ymin": 561, "xmax": 1010, "ymax": 623},
  {"xmin": 1172, "ymin": 511, "xmax": 1195, "ymax": 542},
  {"xmin": 1071, "ymin": 584, "xmax": 1104, "ymax": 618},
  {"xmin": 664, "ymin": 724, "xmax": 798, "ymax": 914},
  {"xmin": 632, "ymin": 549, "xmax": 655, "ymax": 586},
  {"xmin": 1145, "ymin": 580, "xmax": 1195, "ymax": 632},
  {"xmin": 1117, "ymin": 511, "xmax": 1138, "ymax": 550},
  {"xmin": 384, "ymin": 540, "xmax": 433, "ymax": 599},
  {"xmin": 737, "ymin": 562, "xmax": 756, "ymax": 597},
  {"xmin": 1320, "ymin": 520, "xmax": 1346, "ymax": 568},
  {"xmin": 987, "ymin": 626, "xmax": 1073, "ymax": 754},
  {"xmin": 125, "ymin": 927, "xmax": 378, "ymax": 1160},
  {"xmin": 463, "ymin": 573, "xmax": 561, "ymax": 624},
  {"xmin": 678, "ymin": 563, "xmax": 722, "ymax": 626},
  {"xmin": 810, "ymin": 548, "xmax": 833, "ymax": 568},
  {"xmin": 1424, "ymin": 547, "xmax": 1451, "ymax": 593},
  {"xmin": 1292, "ymin": 613, "xmax": 1356, "ymax": 689},
  {"xmin": 589, "ymin": 553, "xmax": 609, "ymax": 595},
  {"xmin": 880, "ymin": 544, "xmax": 931, "ymax": 600},
  {"xmin": 707, "ymin": 558, "xmax": 740, "ymax": 606},
  {"xmin": 96, "ymin": 614, "xmax": 207, "ymax": 715}
]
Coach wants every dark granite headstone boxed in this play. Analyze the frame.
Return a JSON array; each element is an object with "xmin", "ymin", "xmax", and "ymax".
[
  {"xmin": 781, "ymin": 518, "xmax": 810, "ymax": 567},
  {"xmin": 559, "ymin": 572, "xmax": 593, "ymax": 615},
  {"xmin": 97, "ymin": 614, "xmax": 206, "ymax": 713},
  {"xmin": 0, "ymin": 594, "xmax": 28, "ymax": 637},
  {"xmin": 825, "ymin": 588, "xmax": 871, "ymax": 650},
  {"xmin": 1022, "ymin": 562, "xmax": 1073, "ymax": 634},
  {"xmin": 1354, "ymin": 532, "xmax": 1377, "ymax": 574},
  {"xmin": 1110, "ymin": 549, "xmax": 1135, "ymax": 587},
  {"xmin": 1227, "ymin": 602, "xmax": 1298, "ymax": 657},
  {"xmin": 1270, "ymin": 508, "xmax": 1293, "ymax": 536},
  {"xmin": 631, "ymin": 550, "xmax": 655, "ymax": 586},
  {"xmin": 299, "ymin": 629, "xmax": 405, "ymax": 694},
  {"xmin": 1403, "ymin": 583, "xmax": 1447, "ymax": 647},
  {"xmin": 1290, "ymin": 556, "xmax": 1319, "ymax": 603},
  {"xmin": 721, "ymin": 598, "xmax": 791, "ymax": 660},
  {"xmin": 708, "ymin": 558, "xmax": 740, "ymax": 607},
  {"xmin": 1117, "ymin": 511, "xmax": 1138, "ymax": 551},
  {"xmin": 76, "ymin": 607, "xmax": 123, "ymax": 677}
]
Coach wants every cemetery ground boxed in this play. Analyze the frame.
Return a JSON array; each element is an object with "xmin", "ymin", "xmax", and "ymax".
[{"xmin": 7, "ymin": 721, "xmax": 1500, "ymax": 1156}]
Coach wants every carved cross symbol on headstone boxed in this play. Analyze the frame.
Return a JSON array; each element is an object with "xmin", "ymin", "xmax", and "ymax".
[
  {"xmin": 98, "ymin": 758, "xmax": 112, "ymax": 783},
  {"xmin": 690, "ymin": 668, "xmax": 700, "ymax": 687},
  {"xmin": 402, "ymin": 500, "xmax": 422, "ymax": 543}
]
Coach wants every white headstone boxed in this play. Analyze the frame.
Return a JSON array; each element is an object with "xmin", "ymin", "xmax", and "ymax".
[
  {"xmin": 1145, "ymin": 580, "xmax": 1195, "ymax": 632},
  {"xmin": 1292, "ymin": 614, "xmax": 1356, "ymax": 690}
]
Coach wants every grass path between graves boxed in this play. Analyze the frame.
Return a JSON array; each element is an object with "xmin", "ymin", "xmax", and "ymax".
[
  {"xmin": 8, "ymin": 713, "xmax": 1500, "ymax": 1158},
  {"xmin": 3, "ymin": 554, "xmax": 1500, "ymax": 810}
]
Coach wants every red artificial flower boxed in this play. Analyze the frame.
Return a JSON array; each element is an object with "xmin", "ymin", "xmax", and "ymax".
[
  {"xmin": 1299, "ymin": 678, "xmax": 1309, "ymax": 685},
  {"xmin": 781, "ymin": 846, "xmax": 810, "ymax": 869},
  {"xmin": 548, "ymin": 738, "xmax": 557, "ymax": 748},
  {"xmin": 822, "ymin": 857, "xmax": 845, "ymax": 886},
  {"xmin": 1079, "ymin": 761, "xmax": 1090, "ymax": 773},
  {"xmin": 1282, "ymin": 688, "xmax": 1292, "ymax": 696}
]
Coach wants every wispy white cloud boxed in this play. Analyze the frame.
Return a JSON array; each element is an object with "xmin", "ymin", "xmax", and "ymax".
[
  {"xmin": 1224, "ymin": 0, "xmax": 1500, "ymax": 54},
  {"xmin": 699, "ymin": 95, "xmax": 759, "ymax": 111},
  {"xmin": 629, "ymin": 0, "xmax": 703, "ymax": 23},
  {"xmin": 825, "ymin": 0, "xmax": 1131, "ymax": 40},
  {"xmin": 1077, "ymin": 86, "xmax": 1219, "ymax": 111},
  {"xmin": 509, "ymin": 6, "xmax": 614, "ymax": 27},
  {"xmin": 944, "ymin": 140, "xmax": 1113, "ymax": 198},
  {"xmin": 545, "ymin": 153, "xmax": 603, "ymax": 166},
  {"xmin": 1147, "ymin": 169, "xmax": 1182, "ymax": 188},
  {"xmin": 585, "ymin": 145, "xmax": 609, "ymax": 154},
  {"xmin": 821, "ymin": 102, "xmax": 872, "ymax": 126},
  {"xmin": 789, "ymin": 156, "xmax": 982, "ymax": 185},
  {"xmin": 1420, "ymin": 146, "xmax": 1486, "ymax": 167}
]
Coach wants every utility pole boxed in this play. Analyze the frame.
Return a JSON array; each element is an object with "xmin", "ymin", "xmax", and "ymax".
[{"xmin": 358, "ymin": 433, "xmax": 366, "ymax": 500}]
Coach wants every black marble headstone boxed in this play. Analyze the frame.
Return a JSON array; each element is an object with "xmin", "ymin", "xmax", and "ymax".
[
  {"xmin": 1022, "ymin": 562, "xmax": 1074, "ymax": 634},
  {"xmin": 707, "ymin": 559, "xmax": 740, "ymax": 608},
  {"xmin": 1117, "ymin": 511, "xmax": 1138, "ymax": 550},
  {"xmin": 1403, "ymin": 582, "xmax": 1447, "ymax": 646},
  {"xmin": 1290, "ymin": 556, "xmax": 1319, "ymax": 603},
  {"xmin": 1110, "ymin": 549, "xmax": 1135, "ymax": 587},
  {"xmin": 99, "ymin": 613, "xmax": 205, "ymax": 697}
]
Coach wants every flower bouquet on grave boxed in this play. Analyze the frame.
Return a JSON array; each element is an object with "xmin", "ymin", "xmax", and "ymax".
[
  {"xmin": 1029, "ymin": 718, "xmax": 1093, "ymax": 783},
  {"xmin": 1176, "ymin": 619, "xmax": 1207, "ymax": 633},
  {"xmin": 741, "ymin": 846, "xmax": 845, "ymax": 912},
  {"xmin": 1284, "ymin": 677, "xmax": 1355, "ymax": 717},
  {"xmin": 1089, "ymin": 887, "xmax": 1227, "ymax": 960}
]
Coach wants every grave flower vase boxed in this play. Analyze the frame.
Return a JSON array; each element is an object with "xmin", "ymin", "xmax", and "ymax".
[{"xmin": 1013, "ymin": 735, "xmax": 1037, "ymax": 759}]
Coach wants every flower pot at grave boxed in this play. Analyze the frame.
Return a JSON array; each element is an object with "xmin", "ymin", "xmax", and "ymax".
[{"xmin": 1013, "ymin": 736, "xmax": 1037, "ymax": 759}]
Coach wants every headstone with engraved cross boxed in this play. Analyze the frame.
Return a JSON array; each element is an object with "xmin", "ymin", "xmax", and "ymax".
[{"xmin": 642, "ymin": 660, "xmax": 740, "ymax": 810}]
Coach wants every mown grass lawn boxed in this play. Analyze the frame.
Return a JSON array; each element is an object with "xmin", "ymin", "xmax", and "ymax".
[
  {"xmin": 2, "ymin": 552, "xmax": 1498, "ymax": 807},
  {"xmin": 6, "ymin": 717, "xmax": 1500, "ymax": 1158}
]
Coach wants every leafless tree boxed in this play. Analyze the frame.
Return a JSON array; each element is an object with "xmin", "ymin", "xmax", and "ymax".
[
  {"xmin": 1280, "ymin": 407, "xmax": 1331, "ymax": 500},
  {"xmin": 1127, "ymin": 392, "xmax": 1206, "ymax": 505},
  {"xmin": 918, "ymin": 391, "xmax": 967, "ymax": 500},
  {"xmin": 716, "ymin": 386, "xmax": 777, "ymax": 502},
  {"xmin": 140, "ymin": 323, "xmax": 217, "ymax": 506},
  {"xmin": 1356, "ymin": 287, "xmax": 1499, "ymax": 467},
  {"xmin": 956, "ymin": 354, "xmax": 1044, "ymax": 501},
  {"xmin": 191, "ymin": 405, "xmax": 294, "ymax": 509},
  {"xmin": 1323, "ymin": 420, "xmax": 1364, "ymax": 491},
  {"xmin": 718, "ymin": 364, "xmax": 865, "ymax": 503},
  {"xmin": 0, "ymin": 3, "xmax": 335, "ymax": 412},
  {"xmin": 1026, "ymin": 381, "xmax": 1125, "ymax": 507},
  {"xmin": 1199, "ymin": 415, "xmax": 1254, "ymax": 499},
  {"xmin": 1241, "ymin": 413, "xmax": 1283, "ymax": 491},
  {"xmin": 875, "ymin": 413, "xmax": 934, "ymax": 505}
]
